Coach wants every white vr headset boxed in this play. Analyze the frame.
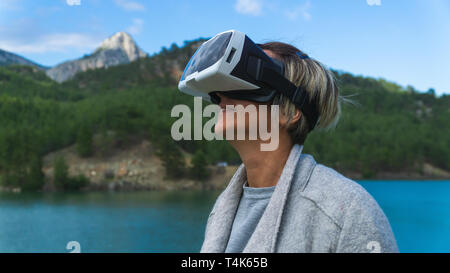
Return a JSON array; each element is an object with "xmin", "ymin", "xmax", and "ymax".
[{"xmin": 178, "ymin": 30, "xmax": 319, "ymax": 131}]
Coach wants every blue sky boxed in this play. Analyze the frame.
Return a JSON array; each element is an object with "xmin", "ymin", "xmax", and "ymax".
[{"xmin": 0, "ymin": 0, "xmax": 449, "ymax": 95}]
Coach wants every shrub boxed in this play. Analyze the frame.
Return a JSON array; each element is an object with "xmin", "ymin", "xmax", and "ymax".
[
  {"xmin": 53, "ymin": 156, "xmax": 69, "ymax": 189},
  {"xmin": 64, "ymin": 174, "xmax": 90, "ymax": 191},
  {"xmin": 22, "ymin": 156, "xmax": 45, "ymax": 191},
  {"xmin": 157, "ymin": 140, "xmax": 186, "ymax": 179},
  {"xmin": 76, "ymin": 124, "xmax": 93, "ymax": 157},
  {"xmin": 53, "ymin": 156, "xmax": 89, "ymax": 191},
  {"xmin": 190, "ymin": 150, "xmax": 211, "ymax": 181}
]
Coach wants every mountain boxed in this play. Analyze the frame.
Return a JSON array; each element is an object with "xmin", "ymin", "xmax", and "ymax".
[
  {"xmin": 61, "ymin": 38, "xmax": 205, "ymax": 92},
  {"xmin": 0, "ymin": 49, "xmax": 46, "ymax": 69},
  {"xmin": 0, "ymin": 36, "xmax": 449, "ymax": 192},
  {"xmin": 46, "ymin": 32, "xmax": 147, "ymax": 83}
]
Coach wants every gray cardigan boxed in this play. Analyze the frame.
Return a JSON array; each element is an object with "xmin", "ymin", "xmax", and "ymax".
[{"xmin": 200, "ymin": 144, "xmax": 399, "ymax": 253}]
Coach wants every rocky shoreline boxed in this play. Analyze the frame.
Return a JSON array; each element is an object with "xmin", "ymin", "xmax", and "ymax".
[
  {"xmin": 1, "ymin": 139, "xmax": 448, "ymax": 194},
  {"xmin": 39, "ymin": 139, "xmax": 238, "ymax": 192}
]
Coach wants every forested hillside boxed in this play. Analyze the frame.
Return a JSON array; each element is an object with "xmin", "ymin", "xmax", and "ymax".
[{"xmin": 0, "ymin": 39, "xmax": 448, "ymax": 191}]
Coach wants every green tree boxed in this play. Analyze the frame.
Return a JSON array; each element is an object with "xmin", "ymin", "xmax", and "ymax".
[
  {"xmin": 64, "ymin": 174, "xmax": 89, "ymax": 191},
  {"xmin": 53, "ymin": 156, "xmax": 69, "ymax": 190},
  {"xmin": 157, "ymin": 140, "xmax": 186, "ymax": 179},
  {"xmin": 190, "ymin": 150, "xmax": 211, "ymax": 181},
  {"xmin": 53, "ymin": 156, "xmax": 89, "ymax": 191},
  {"xmin": 76, "ymin": 124, "xmax": 93, "ymax": 157},
  {"xmin": 23, "ymin": 155, "xmax": 45, "ymax": 191}
]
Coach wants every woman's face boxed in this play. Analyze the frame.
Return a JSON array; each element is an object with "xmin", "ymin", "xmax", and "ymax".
[
  {"xmin": 213, "ymin": 49, "xmax": 288, "ymax": 150},
  {"xmin": 214, "ymin": 92, "xmax": 280, "ymax": 144},
  {"xmin": 214, "ymin": 93, "xmax": 256, "ymax": 139}
]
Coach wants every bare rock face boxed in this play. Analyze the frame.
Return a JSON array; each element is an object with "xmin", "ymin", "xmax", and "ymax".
[
  {"xmin": 46, "ymin": 32, "xmax": 147, "ymax": 82},
  {"xmin": 97, "ymin": 31, "xmax": 147, "ymax": 61}
]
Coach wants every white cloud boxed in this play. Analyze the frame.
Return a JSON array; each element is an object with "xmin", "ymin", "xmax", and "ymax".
[
  {"xmin": 115, "ymin": 0, "xmax": 146, "ymax": 12},
  {"xmin": 0, "ymin": 16, "xmax": 103, "ymax": 55},
  {"xmin": 234, "ymin": 0, "xmax": 263, "ymax": 16},
  {"xmin": 0, "ymin": 32, "xmax": 102, "ymax": 54},
  {"xmin": 285, "ymin": 1, "xmax": 311, "ymax": 21},
  {"xmin": 66, "ymin": 0, "xmax": 81, "ymax": 6},
  {"xmin": 127, "ymin": 18, "xmax": 144, "ymax": 35}
]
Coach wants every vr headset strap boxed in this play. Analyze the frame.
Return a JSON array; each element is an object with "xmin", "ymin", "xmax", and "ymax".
[{"xmin": 247, "ymin": 56, "xmax": 319, "ymax": 131}]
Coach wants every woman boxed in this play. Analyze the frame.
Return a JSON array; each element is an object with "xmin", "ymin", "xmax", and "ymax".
[{"xmin": 200, "ymin": 41, "xmax": 398, "ymax": 253}]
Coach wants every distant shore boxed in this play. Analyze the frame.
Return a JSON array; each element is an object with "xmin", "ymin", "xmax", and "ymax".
[
  {"xmin": 1, "ymin": 138, "xmax": 448, "ymax": 193},
  {"xmin": 341, "ymin": 163, "xmax": 450, "ymax": 181},
  {"xmin": 1, "ymin": 170, "xmax": 449, "ymax": 194}
]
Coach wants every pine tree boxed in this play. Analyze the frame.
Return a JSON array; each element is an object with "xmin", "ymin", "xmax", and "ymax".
[
  {"xmin": 23, "ymin": 155, "xmax": 45, "ymax": 191},
  {"xmin": 158, "ymin": 140, "xmax": 186, "ymax": 179},
  {"xmin": 76, "ymin": 124, "xmax": 93, "ymax": 157},
  {"xmin": 190, "ymin": 150, "xmax": 211, "ymax": 181},
  {"xmin": 53, "ymin": 156, "xmax": 69, "ymax": 190}
]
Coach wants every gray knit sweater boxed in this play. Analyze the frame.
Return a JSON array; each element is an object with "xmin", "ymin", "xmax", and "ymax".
[{"xmin": 200, "ymin": 144, "xmax": 399, "ymax": 253}]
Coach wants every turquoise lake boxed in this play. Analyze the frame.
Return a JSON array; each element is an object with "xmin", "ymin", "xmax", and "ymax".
[{"xmin": 0, "ymin": 180, "xmax": 449, "ymax": 253}]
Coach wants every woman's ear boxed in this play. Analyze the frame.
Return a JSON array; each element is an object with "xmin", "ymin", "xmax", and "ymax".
[
  {"xmin": 290, "ymin": 108, "xmax": 302, "ymax": 124},
  {"xmin": 279, "ymin": 108, "xmax": 302, "ymax": 128}
]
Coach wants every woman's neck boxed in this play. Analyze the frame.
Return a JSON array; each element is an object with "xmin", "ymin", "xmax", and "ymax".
[{"xmin": 231, "ymin": 136, "xmax": 294, "ymax": 188}]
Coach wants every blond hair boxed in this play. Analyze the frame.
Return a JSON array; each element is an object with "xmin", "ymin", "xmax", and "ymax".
[{"xmin": 259, "ymin": 42, "xmax": 342, "ymax": 145}]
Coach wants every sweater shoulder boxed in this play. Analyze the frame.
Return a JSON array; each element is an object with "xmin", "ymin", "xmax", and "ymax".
[{"xmin": 298, "ymin": 163, "xmax": 381, "ymax": 229}]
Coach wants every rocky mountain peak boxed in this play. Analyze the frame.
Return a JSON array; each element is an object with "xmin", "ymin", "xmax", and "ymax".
[
  {"xmin": 97, "ymin": 32, "xmax": 147, "ymax": 61},
  {"xmin": 46, "ymin": 31, "xmax": 148, "ymax": 82}
]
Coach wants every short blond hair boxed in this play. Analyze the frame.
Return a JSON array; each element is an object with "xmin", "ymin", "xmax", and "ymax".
[{"xmin": 259, "ymin": 42, "xmax": 341, "ymax": 145}]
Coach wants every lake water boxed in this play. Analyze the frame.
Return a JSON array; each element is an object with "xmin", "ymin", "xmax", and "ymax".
[{"xmin": 0, "ymin": 180, "xmax": 449, "ymax": 253}]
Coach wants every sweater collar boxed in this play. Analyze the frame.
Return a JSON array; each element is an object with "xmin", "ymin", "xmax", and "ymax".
[{"xmin": 201, "ymin": 144, "xmax": 317, "ymax": 252}]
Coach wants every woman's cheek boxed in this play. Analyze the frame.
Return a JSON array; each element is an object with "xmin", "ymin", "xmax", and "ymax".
[
  {"xmin": 214, "ymin": 109, "xmax": 225, "ymax": 136},
  {"xmin": 215, "ymin": 108, "xmax": 242, "ymax": 139},
  {"xmin": 214, "ymin": 109, "xmax": 234, "ymax": 137}
]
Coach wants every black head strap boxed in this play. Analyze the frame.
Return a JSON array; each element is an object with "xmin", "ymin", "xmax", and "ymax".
[{"xmin": 246, "ymin": 55, "xmax": 319, "ymax": 131}]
